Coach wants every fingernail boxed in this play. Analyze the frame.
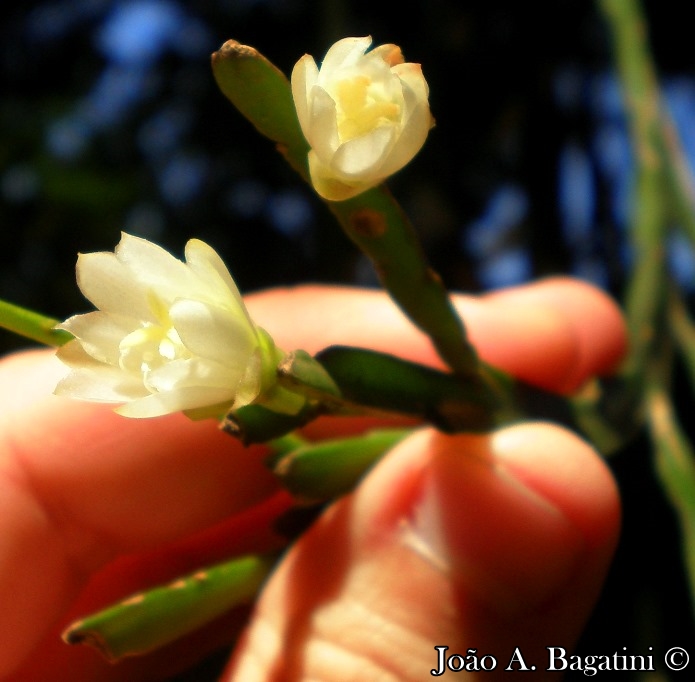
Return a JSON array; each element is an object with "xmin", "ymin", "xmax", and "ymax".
[{"xmin": 401, "ymin": 431, "xmax": 585, "ymax": 617}]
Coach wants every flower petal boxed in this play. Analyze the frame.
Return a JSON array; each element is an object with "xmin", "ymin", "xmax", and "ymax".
[
  {"xmin": 170, "ymin": 299, "xmax": 257, "ymax": 366},
  {"xmin": 370, "ymin": 43, "xmax": 404, "ymax": 68},
  {"xmin": 146, "ymin": 357, "xmax": 239, "ymax": 393},
  {"xmin": 231, "ymin": 350, "xmax": 262, "ymax": 408},
  {"xmin": 378, "ymin": 69, "xmax": 433, "ymax": 177},
  {"xmin": 319, "ymin": 36, "xmax": 372, "ymax": 78},
  {"xmin": 307, "ymin": 151, "xmax": 370, "ymax": 201},
  {"xmin": 58, "ymin": 311, "xmax": 139, "ymax": 365},
  {"xmin": 331, "ymin": 126, "xmax": 395, "ymax": 177},
  {"xmin": 358, "ymin": 50, "xmax": 400, "ymax": 90},
  {"xmin": 291, "ymin": 54, "xmax": 319, "ymax": 140},
  {"xmin": 185, "ymin": 239, "xmax": 238, "ymax": 296},
  {"xmin": 76, "ymin": 252, "xmax": 154, "ymax": 322},
  {"xmin": 115, "ymin": 386, "xmax": 237, "ymax": 418},
  {"xmin": 115, "ymin": 232, "xmax": 198, "ymax": 303},
  {"xmin": 308, "ymin": 85, "xmax": 341, "ymax": 159},
  {"xmin": 55, "ymin": 342, "xmax": 149, "ymax": 402},
  {"xmin": 184, "ymin": 239, "xmax": 252, "ymax": 324},
  {"xmin": 392, "ymin": 61, "xmax": 430, "ymax": 103}
]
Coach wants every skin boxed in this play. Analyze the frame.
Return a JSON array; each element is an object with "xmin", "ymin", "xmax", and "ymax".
[{"xmin": 0, "ymin": 277, "xmax": 625, "ymax": 681}]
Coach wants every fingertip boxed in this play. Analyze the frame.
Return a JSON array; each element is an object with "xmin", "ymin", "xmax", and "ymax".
[
  {"xmin": 383, "ymin": 426, "xmax": 615, "ymax": 617},
  {"xmin": 482, "ymin": 277, "xmax": 627, "ymax": 392},
  {"xmin": 246, "ymin": 280, "xmax": 627, "ymax": 395},
  {"xmin": 511, "ymin": 277, "xmax": 627, "ymax": 374},
  {"xmin": 492, "ymin": 421, "xmax": 621, "ymax": 554}
]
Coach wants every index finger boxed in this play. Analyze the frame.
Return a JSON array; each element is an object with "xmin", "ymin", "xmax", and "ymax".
[{"xmin": 247, "ymin": 276, "xmax": 626, "ymax": 393}]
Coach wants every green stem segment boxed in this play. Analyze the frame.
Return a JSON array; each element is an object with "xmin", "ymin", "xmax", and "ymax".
[
  {"xmin": 598, "ymin": 0, "xmax": 667, "ymax": 381},
  {"xmin": 270, "ymin": 427, "xmax": 411, "ymax": 502},
  {"xmin": 63, "ymin": 552, "xmax": 277, "ymax": 662},
  {"xmin": 669, "ymin": 291, "xmax": 695, "ymax": 386},
  {"xmin": 326, "ymin": 188, "xmax": 479, "ymax": 374},
  {"xmin": 225, "ymin": 345, "xmax": 501, "ymax": 444},
  {"xmin": 646, "ymin": 375, "xmax": 695, "ymax": 617},
  {"xmin": 0, "ymin": 298, "xmax": 72, "ymax": 347},
  {"xmin": 283, "ymin": 346, "xmax": 500, "ymax": 431},
  {"xmin": 211, "ymin": 41, "xmax": 311, "ymax": 179}
]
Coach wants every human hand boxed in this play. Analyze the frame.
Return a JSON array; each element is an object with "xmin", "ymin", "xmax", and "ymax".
[{"xmin": 0, "ymin": 277, "xmax": 625, "ymax": 681}]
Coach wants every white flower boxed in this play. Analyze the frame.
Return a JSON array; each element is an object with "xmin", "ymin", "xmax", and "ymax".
[
  {"xmin": 291, "ymin": 36, "xmax": 434, "ymax": 202},
  {"xmin": 55, "ymin": 233, "xmax": 289, "ymax": 418}
]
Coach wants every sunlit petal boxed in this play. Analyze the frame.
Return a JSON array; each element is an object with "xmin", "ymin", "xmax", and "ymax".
[
  {"xmin": 291, "ymin": 55, "xmax": 319, "ymax": 140},
  {"xmin": 146, "ymin": 357, "xmax": 238, "ymax": 393},
  {"xmin": 308, "ymin": 86, "xmax": 341, "ymax": 159},
  {"xmin": 55, "ymin": 342, "xmax": 150, "ymax": 401},
  {"xmin": 308, "ymin": 151, "xmax": 368, "ymax": 201},
  {"xmin": 58, "ymin": 311, "xmax": 139, "ymax": 365},
  {"xmin": 370, "ymin": 43, "xmax": 404, "ymax": 67},
  {"xmin": 319, "ymin": 36, "xmax": 372, "ymax": 77},
  {"xmin": 170, "ymin": 299, "xmax": 257, "ymax": 365},
  {"xmin": 184, "ymin": 238, "xmax": 251, "ymax": 322},
  {"xmin": 115, "ymin": 386, "xmax": 237, "ymax": 418},
  {"xmin": 379, "ymin": 76, "xmax": 433, "ymax": 176},
  {"xmin": 116, "ymin": 233, "xmax": 195, "ymax": 302},
  {"xmin": 76, "ymin": 252, "xmax": 154, "ymax": 322},
  {"xmin": 332, "ymin": 126, "xmax": 395, "ymax": 177}
]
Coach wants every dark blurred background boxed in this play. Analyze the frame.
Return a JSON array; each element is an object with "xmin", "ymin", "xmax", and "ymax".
[{"xmin": 2, "ymin": 0, "xmax": 694, "ymax": 678}]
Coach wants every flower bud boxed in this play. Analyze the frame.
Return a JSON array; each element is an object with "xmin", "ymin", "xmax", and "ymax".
[
  {"xmin": 54, "ymin": 233, "xmax": 300, "ymax": 419},
  {"xmin": 291, "ymin": 36, "xmax": 433, "ymax": 201}
]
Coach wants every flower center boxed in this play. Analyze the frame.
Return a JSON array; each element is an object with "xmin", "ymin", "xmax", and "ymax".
[
  {"xmin": 119, "ymin": 323, "xmax": 190, "ymax": 380},
  {"xmin": 334, "ymin": 75, "xmax": 401, "ymax": 141}
]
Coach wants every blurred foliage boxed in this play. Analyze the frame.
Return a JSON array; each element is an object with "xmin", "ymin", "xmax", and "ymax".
[{"xmin": 2, "ymin": 0, "xmax": 695, "ymax": 678}]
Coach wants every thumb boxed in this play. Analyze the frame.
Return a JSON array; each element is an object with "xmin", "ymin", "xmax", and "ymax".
[{"xmin": 223, "ymin": 422, "xmax": 620, "ymax": 681}]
